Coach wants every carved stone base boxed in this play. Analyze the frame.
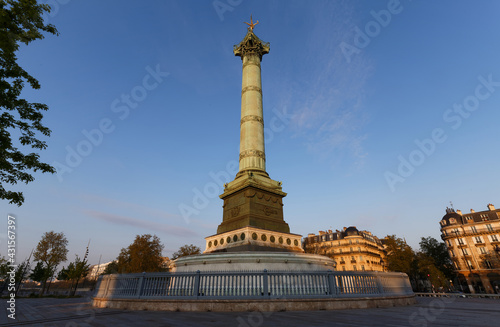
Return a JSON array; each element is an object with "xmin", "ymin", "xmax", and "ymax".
[
  {"xmin": 204, "ymin": 226, "xmax": 304, "ymax": 253},
  {"xmin": 217, "ymin": 172, "xmax": 290, "ymax": 235}
]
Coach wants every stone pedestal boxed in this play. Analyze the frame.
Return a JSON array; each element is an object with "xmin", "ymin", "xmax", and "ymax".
[
  {"xmin": 205, "ymin": 226, "xmax": 303, "ymax": 253},
  {"xmin": 170, "ymin": 252, "xmax": 335, "ymax": 272},
  {"xmin": 217, "ymin": 171, "xmax": 290, "ymax": 235}
]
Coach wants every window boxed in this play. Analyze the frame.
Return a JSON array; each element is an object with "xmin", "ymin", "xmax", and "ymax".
[
  {"xmin": 359, "ymin": 256, "xmax": 363, "ymax": 261},
  {"xmin": 350, "ymin": 247, "xmax": 353, "ymax": 252},
  {"xmin": 491, "ymin": 235, "xmax": 499, "ymax": 242},
  {"xmin": 356, "ymin": 239, "xmax": 359, "ymax": 244},
  {"xmin": 322, "ymin": 235, "xmax": 326, "ymax": 241},
  {"xmin": 361, "ymin": 265, "xmax": 365, "ymax": 271},
  {"xmin": 463, "ymin": 248, "xmax": 469, "ymax": 255},
  {"xmin": 450, "ymin": 250, "xmax": 455, "ymax": 257},
  {"xmin": 486, "ymin": 224, "xmax": 493, "ymax": 232},
  {"xmin": 447, "ymin": 240, "xmax": 452, "ymax": 247},
  {"xmin": 342, "ymin": 266, "xmax": 346, "ymax": 271},
  {"xmin": 353, "ymin": 265, "xmax": 357, "ymax": 271},
  {"xmin": 339, "ymin": 248, "xmax": 343, "ymax": 253},
  {"xmin": 351, "ymin": 256, "xmax": 355, "ymax": 261},
  {"xmin": 349, "ymin": 240, "xmax": 352, "ymax": 244},
  {"xmin": 478, "ymin": 247, "xmax": 487, "ymax": 255},
  {"xmin": 457, "ymin": 238, "xmax": 465, "ymax": 245},
  {"xmin": 474, "ymin": 236, "xmax": 483, "ymax": 244},
  {"xmin": 467, "ymin": 260, "xmax": 474, "ymax": 269},
  {"xmin": 471, "ymin": 226, "xmax": 477, "ymax": 233},
  {"xmin": 357, "ymin": 247, "xmax": 361, "ymax": 252}
]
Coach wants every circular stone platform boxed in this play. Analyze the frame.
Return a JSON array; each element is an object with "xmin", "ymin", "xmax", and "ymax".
[{"xmin": 169, "ymin": 251, "xmax": 336, "ymax": 272}]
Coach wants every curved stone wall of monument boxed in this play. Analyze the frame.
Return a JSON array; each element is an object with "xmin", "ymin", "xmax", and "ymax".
[{"xmin": 92, "ymin": 269, "xmax": 415, "ymax": 311}]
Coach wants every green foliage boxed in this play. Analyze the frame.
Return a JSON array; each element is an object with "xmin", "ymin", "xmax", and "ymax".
[
  {"xmin": 171, "ymin": 244, "xmax": 201, "ymax": 260},
  {"xmin": 30, "ymin": 261, "xmax": 48, "ymax": 282},
  {"xmin": 419, "ymin": 236, "xmax": 455, "ymax": 280},
  {"xmin": 33, "ymin": 231, "xmax": 68, "ymax": 294},
  {"xmin": 384, "ymin": 235, "xmax": 415, "ymax": 276},
  {"xmin": 117, "ymin": 234, "xmax": 164, "ymax": 273},
  {"xmin": 102, "ymin": 260, "xmax": 118, "ymax": 275},
  {"xmin": 415, "ymin": 252, "xmax": 447, "ymax": 290},
  {"xmin": 0, "ymin": 0, "xmax": 58, "ymax": 205},
  {"xmin": 0, "ymin": 256, "xmax": 9, "ymax": 279},
  {"xmin": 66, "ymin": 255, "xmax": 90, "ymax": 280}
]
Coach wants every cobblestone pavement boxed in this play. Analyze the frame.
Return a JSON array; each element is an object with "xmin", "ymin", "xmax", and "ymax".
[{"xmin": 1, "ymin": 296, "xmax": 499, "ymax": 326}]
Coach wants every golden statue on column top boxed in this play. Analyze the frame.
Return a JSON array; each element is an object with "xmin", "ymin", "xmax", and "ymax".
[{"xmin": 244, "ymin": 15, "xmax": 259, "ymax": 31}]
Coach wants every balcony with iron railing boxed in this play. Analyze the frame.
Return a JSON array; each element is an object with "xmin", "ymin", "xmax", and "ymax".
[{"xmin": 441, "ymin": 226, "xmax": 500, "ymax": 240}]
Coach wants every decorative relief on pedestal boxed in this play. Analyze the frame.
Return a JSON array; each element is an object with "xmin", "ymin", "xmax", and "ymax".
[
  {"xmin": 264, "ymin": 206, "xmax": 278, "ymax": 216},
  {"xmin": 241, "ymin": 85, "xmax": 262, "ymax": 95},
  {"xmin": 239, "ymin": 150, "xmax": 265, "ymax": 161},
  {"xmin": 231, "ymin": 206, "xmax": 241, "ymax": 218},
  {"xmin": 240, "ymin": 115, "xmax": 264, "ymax": 125}
]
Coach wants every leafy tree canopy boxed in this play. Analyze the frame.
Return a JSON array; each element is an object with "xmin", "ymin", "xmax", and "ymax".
[
  {"xmin": 0, "ymin": 0, "xmax": 58, "ymax": 205},
  {"xmin": 117, "ymin": 234, "xmax": 164, "ymax": 273},
  {"xmin": 419, "ymin": 236, "xmax": 455, "ymax": 280},
  {"xmin": 102, "ymin": 260, "xmax": 118, "ymax": 275},
  {"xmin": 171, "ymin": 244, "xmax": 201, "ymax": 260},
  {"xmin": 33, "ymin": 231, "xmax": 68, "ymax": 294},
  {"xmin": 384, "ymin": 235, "xmax": 415, "ymax": 276},
  {"xmin": 30, "ymin": 261, "xmax": 49, "ymax": 282}
]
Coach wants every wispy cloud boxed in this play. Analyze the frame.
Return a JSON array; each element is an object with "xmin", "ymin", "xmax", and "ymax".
[
  {"xmin": 79, "ymin": 193, "xmax": 179, "ymax": 221},
  {"xmin": 277, "ymin": 2, "xmax": 373, "ymax": 169},
  {"xmin": 84, "ymin": 210, "xmax": 198, "ymax": 237}
]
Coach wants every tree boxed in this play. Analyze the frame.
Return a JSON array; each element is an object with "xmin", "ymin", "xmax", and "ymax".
[
  {"xmin": 57, "ymin": 255, "xmax": 90, "ymax": 295},
  {"xmin": 30, "ymin": 261, "xmax": 48, "ymax": 283},
  {"xmin": 33, "ymin": 231, "xmax": 68, "ymax": 295},
  {"xmin": 171, "ymin": 244, "xmax": 201, "ymax": 260},
  {"xmin": 384, "ymin": 235, "xmax": 416, "ymax": 276},
  {"xmin": 479, "ymin": 252, "xmax": 500, "ymax": 269},
  {"xmin": 0, "ymin": 255, "xmax": 9, "ymax": 292},
  {"xmin": 117, "ymin": 234, "xmax": 164, "ymax": 273},
  {"xmin": 415, "ymin": 252, "xmax": 447, "ymax": 291},
  {"xmin": 102, "ymin": 260, "xmax": 118, "ymax": 275},
  {"xmin": 0, "ymin": 0, "xmax": 58, "ymax": 206},
  {"xmin": 419, "ymin": 236, "xmax": 455, "ymax": 280}
]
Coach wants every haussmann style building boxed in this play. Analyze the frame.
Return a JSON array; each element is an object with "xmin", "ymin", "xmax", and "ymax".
[
  {"xmin": 440, "ymin": 203, "xmax": 500, "ymax": 294},
  {"xmin": 303, "ymin": 226, "xmax": 387, "ymax": 272}
]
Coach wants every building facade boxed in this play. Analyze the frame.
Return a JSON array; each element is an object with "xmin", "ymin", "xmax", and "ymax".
[
  {"xmin": 440, "ymin": 203, "xmax": 500, "ymax": 294},
  {"xmin": 303, "ymin": 227, "xmax": 386, "ymax": 272}
]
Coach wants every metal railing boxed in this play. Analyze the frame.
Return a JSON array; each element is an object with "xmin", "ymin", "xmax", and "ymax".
[{"xmin": 94, "ymin": 270, "xmax": 413, "ymax": 300}]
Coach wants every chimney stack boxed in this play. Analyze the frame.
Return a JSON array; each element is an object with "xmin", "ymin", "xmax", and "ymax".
[{"xmin": 487, "ymin": 203, "xmax": 495, "ymax": 211}]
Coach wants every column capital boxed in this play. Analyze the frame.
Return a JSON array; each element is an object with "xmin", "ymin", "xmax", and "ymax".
[{"xmin": 233, "ymin": 30, "xmax": 270, "ymax": 61}]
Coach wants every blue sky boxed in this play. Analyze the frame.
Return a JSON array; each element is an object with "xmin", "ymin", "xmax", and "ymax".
[{"xmin": 2, "ymin": 0, "xmax": 500, "ymax": 268}]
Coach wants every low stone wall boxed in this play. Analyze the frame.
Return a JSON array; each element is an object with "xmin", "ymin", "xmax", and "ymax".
[
  {"xmin": 92, "ymin": 295, "xmax": 416, "ymax": 312},
  {"xmin": 92, "ymin": 269, "xmax": 414, "ymax": 312}
]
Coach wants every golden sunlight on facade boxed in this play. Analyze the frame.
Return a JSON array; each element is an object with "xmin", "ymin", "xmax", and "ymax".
[{"xmin": 303, "ymin": 227, "xmax": 387, "ymax": 272}]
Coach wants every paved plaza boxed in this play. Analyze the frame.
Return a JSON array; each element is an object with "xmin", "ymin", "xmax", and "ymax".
[{"xmin": 1, "ymin": 296, "xmax": 499, "ymax": 326}]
